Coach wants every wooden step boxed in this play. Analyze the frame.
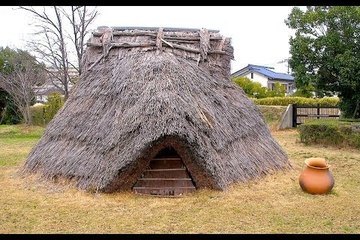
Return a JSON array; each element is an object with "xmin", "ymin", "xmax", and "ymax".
[
  {"xmin": 133, "ymin": 150, "xmax": 197, "ymax": 196},
  {"xmin": 142, "ymin": 168, "xmax": 189, "ymax": 178},
  {"xmin": 133, "ymin": 186, "xmax": 196, "ymax": 196},
  {"xmin": 133, "ymin": 178, "xmax": 194, "ymax": 188},
  {"xmin": 152, "ymin": 157, "xmax": 181, "ymax": 161},
  {"xmin": 149, "ymin": 159, "xmax": 184, "ymax": 169}
]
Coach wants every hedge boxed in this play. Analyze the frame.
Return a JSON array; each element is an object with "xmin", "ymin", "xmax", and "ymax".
[
  {"xmin": 252, "ymin": 96, "xmax": 339, "ymax": 107},
  {"xmin": 298, "ymin": 119, "xmax": 360, "ymax": 149}
]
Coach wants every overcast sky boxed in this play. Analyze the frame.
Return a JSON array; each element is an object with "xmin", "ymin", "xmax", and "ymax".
[{"xmin": 0, "ymin": 6, "xmax": 297, "ymax": 73}]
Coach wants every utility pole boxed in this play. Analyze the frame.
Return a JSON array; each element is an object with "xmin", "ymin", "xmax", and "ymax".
[{"xmin": 277, "ymin": 58, "xmax": 290, "ymax": 74}]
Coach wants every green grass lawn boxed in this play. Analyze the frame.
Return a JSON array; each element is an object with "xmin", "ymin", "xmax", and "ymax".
[
  {"xmin": 0, "ymin": 125, "xmax": 44, "ymax": 167},
  {"xmin": 0, "ymin": 124, "xmax": 359, "ymax": 233}
]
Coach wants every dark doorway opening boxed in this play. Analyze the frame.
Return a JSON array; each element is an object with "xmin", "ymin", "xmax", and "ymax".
[{"xmin": 132, "ymin": 146, "xmax": 196, "ymax": 196}]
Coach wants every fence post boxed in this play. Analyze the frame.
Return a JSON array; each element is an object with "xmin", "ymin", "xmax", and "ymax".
[
  {"xmin": 292, "ymin": 104, "xmax": 297, "ymax": 127},
  {"xmin": 317, "ymin": 104, "xmax": 320, "ymax": 119}
]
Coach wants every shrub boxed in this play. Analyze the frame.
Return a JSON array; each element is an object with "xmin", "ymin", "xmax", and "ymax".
[
  {"xmin": 266, "ymin": 82, "xmax": 286, "ymax": 98},
  {"xmin": 298, "ymin": 119, "xmax": 360, "ymax": 149},
  {"xmin": 30, "ymin": 104, "xmax": 46, "ymax": 126},
  {"xmin": 30, "ymin": 93, "xmax": 64, "ymax": 126},
  {"xmin": 44, "ymin": 93, "xmax": 64, "ymax": 123},
  {"xmin": 338, "ymin": 118, "xmax": 360, "ymax": 123},
  {"xmin": 232, "ymin": 77, "xmax": 285, "ymax": 98},
  {"xmin": 233, "ymin": 77, "xmax": 268, "ymax": 98},
  {"xmin": 0, "ymin": 103, "xmax": 21, "ymax": 124},
  {"xmin": 0, "ymin": 90, "xmax": 21, "ymax": 124}
]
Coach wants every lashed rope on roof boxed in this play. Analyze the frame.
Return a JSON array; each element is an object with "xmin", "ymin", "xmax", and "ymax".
[{"xmin": 85, "ymin": 26, "xmax": 233, "ymax": 77}]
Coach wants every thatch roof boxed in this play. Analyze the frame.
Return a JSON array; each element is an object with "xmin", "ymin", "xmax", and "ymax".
[{"xmin": 22, "ymin": 26, "xmax": 291, "ymax": 192}]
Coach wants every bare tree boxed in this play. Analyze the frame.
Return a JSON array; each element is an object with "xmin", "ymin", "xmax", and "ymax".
[
  {"xmin": 65, "ymin": 6, "xmax": 98, "ymax": 76},
  {"xmin": 0, "ymin": 49, "xmax": 47, "ymax": 125},
  {"xmin": 19, "ymin": 6, "xmax": 98, "ymax": 100}
]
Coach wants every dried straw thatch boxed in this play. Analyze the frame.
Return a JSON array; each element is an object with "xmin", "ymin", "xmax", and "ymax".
[{"xmin": 22, "ymin": 27, "xmax": 291, "ymax": 193}]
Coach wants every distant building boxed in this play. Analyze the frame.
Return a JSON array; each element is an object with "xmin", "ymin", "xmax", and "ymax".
[
  {"xmin": 231, "ymin": 64, "xmax": 295, "ymax": 94},
  {"xmin": 33, "ymin": 68, "xmax": 78, "ymax": 103}
]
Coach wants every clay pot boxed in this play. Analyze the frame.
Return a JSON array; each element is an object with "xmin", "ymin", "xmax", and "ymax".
[{"xmin": 299, "ymin": 157, "xmax": 334, "ymax": 194}]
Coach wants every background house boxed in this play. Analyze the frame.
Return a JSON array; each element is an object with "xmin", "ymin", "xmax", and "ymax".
[
  {"xmin": 33, "ymin": 68, "xmax": 78, "ymax": 103},
  {"xmin": 231, "ymin": 64, "xmax": 295, "ymax": 94},
  {"xmin": 33, "ymin": 83, "xmax": 65, "ymax": 103}
]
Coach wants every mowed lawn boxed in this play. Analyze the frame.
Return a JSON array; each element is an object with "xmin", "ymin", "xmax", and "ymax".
[{"xmin": 0, "ymin": 124, "xmax": 359, "ymax": 233}]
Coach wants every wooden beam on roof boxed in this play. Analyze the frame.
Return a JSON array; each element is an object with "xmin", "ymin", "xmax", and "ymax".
[
  {"xmin": 92, "ymin": 31, "xmax": 224, "ymax": 42},
  {"xmin": 93, "ymin": 31, "xmax": 157, "ymax": 37},
  {"xmin": 109, "ymin": 26, "xmax": 219, "ymax": 33},
  {"xmin": 86, "ymin": 42, "xmax": 229, "ymax": 55},
  {"xmin": 87, "ymin": 42, "xmax": 156, "ymax": 48}
]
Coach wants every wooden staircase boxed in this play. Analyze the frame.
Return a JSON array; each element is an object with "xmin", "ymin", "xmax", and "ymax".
[{"xmin": 132, "ymin": 148, "xmax": 196, "ymax": 196}]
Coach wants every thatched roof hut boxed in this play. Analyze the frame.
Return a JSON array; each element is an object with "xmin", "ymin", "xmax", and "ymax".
[{"xmin": 22, "ymin": 27, "xmax": 291, "ymax": 196}]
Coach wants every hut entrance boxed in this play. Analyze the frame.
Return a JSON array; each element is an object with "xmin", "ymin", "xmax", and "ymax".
[{"xmin": 132, "ymin": 146, "xmax": 196, "ymax": 196}]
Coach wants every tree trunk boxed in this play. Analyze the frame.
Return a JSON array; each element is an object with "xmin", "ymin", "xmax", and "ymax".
[
  {"xmin": 352, "ymin": 100, "xmax": 360, "ymax": 119},
  {"xmin": 0, "ymin": 105, "xmax": 6, "ymax": 123},
  {"xmin": 20, "ymin": 103, "xmax": 31, "ymax": 126},
  {"xmin": 26, "ymin": 102, "xmax": 32, "ymax": 125},
  {"xmin": 64, "ymin": 92, "xmax": 69, "ymax": 101},
  {"xmin": 64, "ymin": 83, "xmax": 69, "ymax": 101}
]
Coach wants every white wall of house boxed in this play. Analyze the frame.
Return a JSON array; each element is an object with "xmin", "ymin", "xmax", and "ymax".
[
  {"xmin": 242, "ymin": 71, "xmax": 295, "ymax": 94},
  {"xmin": 35, "ymin": 95, "xmax": 48, "ymax": 103},
  {"xmin": 244, "ymin": 72, "xmax": 269, "ymax": 87}
]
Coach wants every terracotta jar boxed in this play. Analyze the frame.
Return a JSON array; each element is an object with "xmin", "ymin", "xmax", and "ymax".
[{"xmin": 299, "ymin": 157, "xmax": 334, "ymax": 194}]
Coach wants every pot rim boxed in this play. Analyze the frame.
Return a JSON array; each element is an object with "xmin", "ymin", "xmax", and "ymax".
[{"xmin": 304, "ymin": 159, "xmax": 330, "ymax": 170}]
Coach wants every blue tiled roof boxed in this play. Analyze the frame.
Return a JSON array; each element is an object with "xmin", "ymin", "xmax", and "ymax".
[{"xmin": 232, "ymin": 64, "xmax": 294, "ymax": 81}]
